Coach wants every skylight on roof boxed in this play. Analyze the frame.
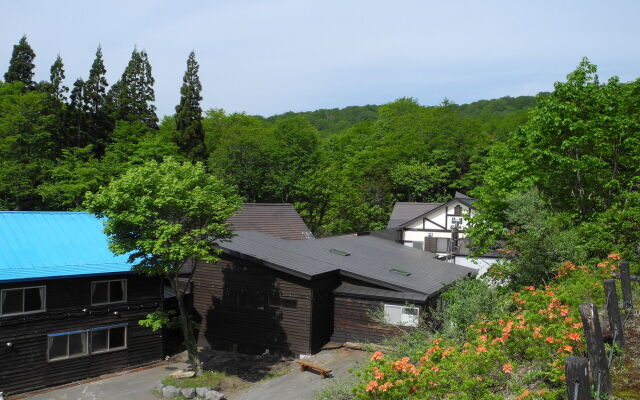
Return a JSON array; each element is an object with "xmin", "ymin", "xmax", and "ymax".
[
  {"xmin": 330, "ymin": 249, "xmax": 350, "ymax": 256},
  {"xmin": 389, "ymin": 268, "xmax": 411, "ymax": 276}
]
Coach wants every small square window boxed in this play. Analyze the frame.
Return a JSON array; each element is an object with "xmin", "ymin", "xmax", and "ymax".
[
  {"xmin": 91, "ymin": 280, "xmax": 126, "ymax": 305},
  {"xmin": 1, "ymin": 289, "xmax": 23, "ymax": 315},
  {"xmin": 48, "ymin": 335, "xmax": 68, "ymax": 360}
]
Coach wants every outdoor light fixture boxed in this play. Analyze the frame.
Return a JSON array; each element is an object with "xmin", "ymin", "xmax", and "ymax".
[
  {"xmin": 5, "ymin": 342, "xmax": 13, "ymax": 348},
  {"xmin": 113, "ymin": 311, "xmax": 120, "ymax": 316}
]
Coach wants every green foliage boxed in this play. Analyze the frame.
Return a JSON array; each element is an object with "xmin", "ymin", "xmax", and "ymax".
[
  {"xmin": 441, "ymin": 278, "xmax": 502, "ymax": 338},
  {"xmin": 353, "ymin": 256, "xmax": 618, "ymax": 399},
  {"xmin": 174, "ymin": 51, "xmax": 205, "ymax": 161},
  {"xmin": 4, "ymin": 35, "xmax": 36, "ymax": 88},
  {"xmin": 84, "ymin": 157, "xmax": 242, "ymax": 274},
  {"xmin": 390, "ymin": 160, "xmax": 449, "ymax": 202},
  {"xmin": 138, "ymin": 310, "xmax": 178, "ymax": 331},
  {"xmin": 49, "ymin": 55, "xmax": 68, "ymax": 103}
]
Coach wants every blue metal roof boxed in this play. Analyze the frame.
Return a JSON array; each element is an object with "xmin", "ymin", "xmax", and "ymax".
[{"xmin": 0, "ymin": 212, "xmax": 134, "ymax": 282}]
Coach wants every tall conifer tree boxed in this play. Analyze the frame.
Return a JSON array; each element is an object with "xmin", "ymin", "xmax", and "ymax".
[
  {"xmin": 4, "ymin": 35, "xmax": 36, "ymax": 88},
  {"xmin": 49, "ymin": 55, "xmax": 68, "ymax": 102},
  {"xmin": 109, "ymin": 48, "xmax": 158, "ymax": 129},
  {"xmin": 83, "ymin": 46, "xmax": 113, "ymax": 153},
  {"xmin": 175, "ymin": 51, "xmax": 206, "ymax": 161}
]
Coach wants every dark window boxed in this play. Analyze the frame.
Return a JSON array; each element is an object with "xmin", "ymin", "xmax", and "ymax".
[
  {"xmin": 237, "ymin": 293, "xmax": 264, "ymax": 310},
  {"xmin": 109, "ymin": 327, "xmax": 126, "ymax": 349},
  {"xmin": 1, "ymin": 286, "xmax": 45, "ymax": 316},
  {"xmin": 91, "ymin": 329, "xmax": 109, "ymax": 353},
  {"xmin": 48, "ymin": 331, "xmax": 88, "ymax": 361},
  {"xmin": 91, "ymin": 280, "xmax": 126, "ymax": 305},
  {"xmin": 268, "ymin": 296, "xmax": 297, "ymax": 309},
  {"xmin": 454, "ymin": 205, "xmax": 462, "ymax": 216},
  {"xmin": 90, "ymin": 325, "xmax": 127, "ymax": 353},
  {"xmin": 48, "ymin": 335, "xmax": 68, "ymax": 360}
]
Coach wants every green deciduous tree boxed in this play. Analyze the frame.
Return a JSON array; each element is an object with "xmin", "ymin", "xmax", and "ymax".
[
  {"xmin": 175, "ymin": 51, "xmax": 206, "ymax": 161},
  {"xmin": 85, "ymin": 157, "xmax": 242, "ymax": 374},
  {"xmin": 4, "ymin": 35, "xmax": 36, "ymax": 88}
]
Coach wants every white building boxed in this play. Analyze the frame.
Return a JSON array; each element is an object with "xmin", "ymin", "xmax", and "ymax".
[{"xmin": 386, "ymin": 192, "xmax": 500, "ymax": 275}]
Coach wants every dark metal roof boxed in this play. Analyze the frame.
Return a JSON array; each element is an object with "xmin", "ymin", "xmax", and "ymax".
[
  {"xmin": 334, "ymin": 282, "xmax": 429, "ymax": 302},
  {"xmin": 218, "ymin": 231, "xmax": 476, "ymax": 297},
  {"xmin": 229, "ymin": 203, "xmax": 313, "ymax": 241},
  {"xmin": 387, "ymin": 202, "xmax": 441, "ymax": 229}
]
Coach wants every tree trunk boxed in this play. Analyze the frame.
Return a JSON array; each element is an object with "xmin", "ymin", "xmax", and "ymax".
[{"xmin": 171, "ymin": 273, "xmax": 202, "ymax": 375}]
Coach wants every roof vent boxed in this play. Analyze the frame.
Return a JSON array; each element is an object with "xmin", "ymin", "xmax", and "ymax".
[
  {"xmin": 330, "ymin": 249, "xmax": 350, "ymax": 256},
  {"xmin": 389, "ymin": 268, "xmax": 411, "ymax": 276}
]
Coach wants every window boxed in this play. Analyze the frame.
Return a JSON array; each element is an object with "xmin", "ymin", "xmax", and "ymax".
[
  {"xmin": 47, "ymin": 324, "xmax": 127, "ymax": 361},
  {"xmin": 383, "ymin": 304, "xmax": 419, "ymax": 327},
  {"xmin": 237, "ymin": 293, "xmax": 264, "ymax": 310},
  {"xmin": 91, "ymin": 280, "xmax": 126, "ymax": 305},
  {"xmin": 268, "ymin": 296, "xmax": 297, "ymax": 309},
  {"xmin": 454, "ymin": 205, "xmax": 462, "ymax": 216},
  {"xmin": 1, "ymin": 286, "xmax": 45, "ymax": 316},
  {"xmin": 91, "ymin": 325, "xmax": 127, "ymax": 353},
  {"xmin": 48, "ymin": 330, "xmax": 88, "ymax": 361}
]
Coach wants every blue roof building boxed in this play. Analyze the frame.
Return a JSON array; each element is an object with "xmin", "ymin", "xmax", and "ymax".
[{"xmin": 0, "ymin": 211, "xmax": 135, "ymax": 282}]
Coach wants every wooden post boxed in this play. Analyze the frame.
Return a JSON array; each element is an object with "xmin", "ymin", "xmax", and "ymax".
[
  {"xmin": 565, "ymin": 356, "xmax": 591, "ymax": 400},
  {"xmin": 619, "ymin": 261, "xmax": 633, "ymax": 310},
  {"xmin": 579, "ymin": 303, "xmax": 611, "ymax": 396},
  {"xmin": 604, "ymin": 279, "xmax": 625, "ymax": 349}
]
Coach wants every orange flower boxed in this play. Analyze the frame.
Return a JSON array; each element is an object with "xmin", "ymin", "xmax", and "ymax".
[
  {"xmin": 479, "ymin": 335, "xmax": 488, "ymax": 342},
  {"xmin": 567, "ymin": 332, "xmax": 581, "ymax": 341},
  {"xmin": 545, "ymin": 337, "xmax": 555, "ymax": 343},
  {"xmin": 525, "ymin": 286, "xmax": 535, "ymax": 291},
  {"xmin": 572, "ymin": 322, "xmax": 583, "ymax": 329},
  {"xmin": 431, "ymin": 366, "xmax": 440, "ymax": 372},
  {"xmin": 379, "ymin": 381, "xmax": 393, "ymax": 392},
  {"xmin": 563, "ymin": 345, "xmax": 573, "ymax": 353},
  {"xmin": 476, "ymin": 345, "xmax": 488, "ymax": 353},
  {"xmin": 502, "ymin": 364, "xmax": 513, "ymax": 374},
  {"xmin": 365, "ymin": 380, "xmax": 379, "ymax": 392},
  {"xmin": 608, "ymin": 253, "xmax": 620, "ymax": 260},
  {"xmin": 476, "ymin": 376, "xmax": 484, "ymax": 381},
  {"xmin": 370, "ymin": 351, "xmax": 384, "ymax": 361}
]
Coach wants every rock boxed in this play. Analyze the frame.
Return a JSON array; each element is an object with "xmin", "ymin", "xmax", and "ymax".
[
  {"xmin": 162, "ymin": 385, "xmax": 179, "ymax": 398},
  {"xmin": 169, "ymin": 369, "xmax": 196, "ymax": 379},
  {"xmin": 180, "ymin": 388, "xmax": 196, "ymax": 399},
  {"xmin": 344, "ymin": 341, "xmax": 364, "ymax": 350},
  {"xmin": 205, "ymin": 389, "xmax": 225, "ymax": 400},
  {"xmin": 196, "ymin": 387, "xmax": 209, "ymax": 397}
]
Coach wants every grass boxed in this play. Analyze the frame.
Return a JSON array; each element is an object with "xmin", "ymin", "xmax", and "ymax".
[
  {"xmin": 162, "ymin": 370, "xmax": 227, "ymax": 389},
  {"xmin": 259, "ymin": 368, "xmax": 291, "ymax": 382}
]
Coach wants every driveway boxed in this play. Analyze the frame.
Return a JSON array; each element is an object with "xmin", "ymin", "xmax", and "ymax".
[
  {"xmin": 229, "ymin": 348, "xmax": 366, "ymax": 400},
  {"xmin": 13, "ymin": 348, "xmax": 366, "ymax": 400},
  {"xmin": 13, "ymin": 362, "xmax": 189, "ymax": 400}
]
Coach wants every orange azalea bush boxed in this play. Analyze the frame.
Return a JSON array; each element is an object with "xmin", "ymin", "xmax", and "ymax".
[{"xmin": 353, "ymin": 255, "xmax": 620, "ymax": 399}]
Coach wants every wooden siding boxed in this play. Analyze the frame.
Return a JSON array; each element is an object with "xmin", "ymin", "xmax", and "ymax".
[
  {"xmin": 0, "ymin": 274, "xmax": 163, "ymax": 396},
  {"xmin": 193, "ymin": 255, "xmax": 315, "ymax": 355},
  {"xmin": 331, "ymin": 295, "xmax": 420, "ymax": 344}
]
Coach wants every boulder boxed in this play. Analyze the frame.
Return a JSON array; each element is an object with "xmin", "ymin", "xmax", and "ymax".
[
  {"xmin": 180, "ymin": 388, "xmax": 196, "ymax": 399},
  {"xmin": 162, "ymin": 385, "xmax": 180, "ymax": 398},
  {"xmin": 205, "ymin": 389, "xmax": 225, "ymax": 400},
  {"xmin": 169, "ymin": 369, "xmax": 196, "ymax": 379},
  {"xmin": 196, "ymin": 387, "xmax": 209, "ymax": 397}
]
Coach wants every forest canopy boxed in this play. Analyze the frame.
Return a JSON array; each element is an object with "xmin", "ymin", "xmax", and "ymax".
[{"xmin": 2, "ymin": 36, "xmax": 638, "ymax": 267}]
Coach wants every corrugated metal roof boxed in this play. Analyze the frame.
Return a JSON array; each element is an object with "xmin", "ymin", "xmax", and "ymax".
[
  {"xmin": 0, "ymin": 212, "xmax": 134, "ymax": 282},
  {"xmin": 218, "ymin": 231, "xmax": 476, "ymax": 297},
  {"xmin": 229, "ymin": 203, "xmax": 313, "ymax": 240},
  {"xmin": 387, "ymin": 202, "xmax": 442, "ymax": 229}
]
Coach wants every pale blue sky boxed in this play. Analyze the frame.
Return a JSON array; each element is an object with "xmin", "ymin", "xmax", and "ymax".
[{"xmin": 2, "ymin": 1, "xmax": 638, "ymax": 117}]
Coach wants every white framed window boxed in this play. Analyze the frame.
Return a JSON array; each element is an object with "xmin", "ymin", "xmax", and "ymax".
[
  {"xmin": 47, "ymin": 324, "xmax": 128, "ymax": 361},
  {"xmin": 91, "ymin": 279, "xmax": 127, "ymax": 305},
  {"xmin": 383, "ymin": 304, "xmax": 419, "ymax": 327},
  {"xmin": 91, "ymin": 324, "xmax": 127, "ymax": 354},
  {"xmin": 48, "ymin": 330, "xmax": 89, "ymax": 361},
  {"xmin": 1, "ymin": 286, "xmax": 46, "ymax": 316}
]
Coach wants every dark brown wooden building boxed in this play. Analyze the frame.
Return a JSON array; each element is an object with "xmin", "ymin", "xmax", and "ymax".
[
  {"xmin": 192, "ymin": 211, "xmax": 476, "ymax": 356},
  {"xmin": 0, "ymin": 212, "xmax": 163, "ymax": 396}
]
